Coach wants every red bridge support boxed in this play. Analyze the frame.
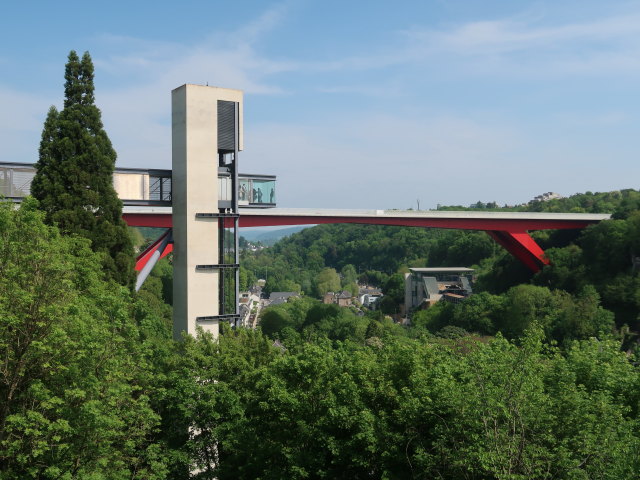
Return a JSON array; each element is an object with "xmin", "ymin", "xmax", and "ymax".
[
  {"xmin": 123, "ymin": 211, "xmax": 603, "ymax": 274},
  {"xmin": 135, "ymin": 229, "xmax": 173, "ymax": 272},
  {"xmin": 487, "ymin": 231, "xmax": 549, "ymax": 273}
]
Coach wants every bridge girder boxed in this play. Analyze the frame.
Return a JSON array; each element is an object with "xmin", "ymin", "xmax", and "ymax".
[{"xmin": 126, "ymin": 212, "xmax": 595, "ymax": 273}]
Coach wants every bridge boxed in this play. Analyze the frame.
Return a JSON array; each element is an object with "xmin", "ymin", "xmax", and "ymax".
[
  {"xmin": 2, "ymin": 160, "xmax": 609, "ymax": 274},
  {"xmin": 1, "ymin": 160, "xmax": 610, "ymax": 274},
  {"xmin": 123, "ymin": 205, "xmax": 610, "ymax": 274},
  {"xmin": 0, "ymin": 85, "xmax": 612, "ymax": 339}
]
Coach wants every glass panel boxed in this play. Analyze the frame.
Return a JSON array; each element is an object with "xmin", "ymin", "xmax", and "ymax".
[
  {"xmin": 161, "ymin": 177, "xmax": 172, "ymax": 201},
  {"xmin": 218, "ymin": 223, "xmax": 238, "ymax": 316},
  {"xmin": 238, "ymin": 179, "xmax": 250, "ymax": 203},
  {"xmin": 218, "ymin": 176, "xmax": 232, "ymax": 201},
  {"xmin": 149, "ymin": 176, "xmax": 161, "ymax": 201},
  {"xmin": 0, "ymin": 166, "xmax": 35, "ymax": 197},
  {"xmin": 12, "ymin": 169, "xmax": 35, "ymax": 196},
  {"xmin": 251, "ymin": 179, "xmax": 275, "ymax": 204},
  {"xmin": 148, "ymin": 175, "xmax": 171, "ymax": 202},
  {"xmin": 0, "ymin": 168, "xmax": 10, "ymax": 197}
]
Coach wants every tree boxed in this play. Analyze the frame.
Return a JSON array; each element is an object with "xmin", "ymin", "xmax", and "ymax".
[
  {"xmin": 239, "ymin": 265, "xmax": 255, "ymax": 291},
  {"xmin": 315, "ymin": 267, "xmax": 341, "ymax": 296},
  {"xmin": 0, "ymin": 199, "xmax": 166, "ymax": 478},
  {"xmin": 497, "ymin": 285, "xmax": 560, "ymax": 338},
  {"xmin": 260, "ymin": 308, "xmax": 295, "ymax": 337},
  {"xmin": 31, "ymin": 50, "xmax": 135, "ymax": 288},
  {"xmin": 340, "ymin": 264, "xmax": 358, "ymax": 287}
]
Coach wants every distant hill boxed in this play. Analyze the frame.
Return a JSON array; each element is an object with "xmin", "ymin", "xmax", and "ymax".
[{"xmin": 240, "ymin": 225, "xmax": 311, "ymax": 246}]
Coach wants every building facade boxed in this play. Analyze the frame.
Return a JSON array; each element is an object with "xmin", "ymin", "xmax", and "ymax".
[{"xmin": 404, "ymin": 267, "xmax": 474, "ymax": 312}]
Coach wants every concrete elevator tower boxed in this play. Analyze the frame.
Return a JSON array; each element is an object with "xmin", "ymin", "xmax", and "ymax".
[{"xmin": 171, "ymin": 84, "xmax": 243, "ymax": 339}]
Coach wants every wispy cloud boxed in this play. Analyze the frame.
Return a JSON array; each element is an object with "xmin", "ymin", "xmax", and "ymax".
[
  {"xmin": 92, "ymin": 3, "xmax": 300, "ymax": 167},
  {"xmin": 406, "ymin": 14, "xmax": 640, "ymax": 55},
  {"xmin": 235, "ymin": 1, "xmax": 292, "ymax": 45},
  {"xmin": 399, "ymin": 12, "xmax": 640, "ymax": 75},
  {"xmin": 0, "ymin": 3, "xmax": 297, "ymax": 167},
  {"xmin": 301, "ymin": 10, "xmax": 640, "ymax": 78},
  {"xmin": 4, "ymin": 1, "xmax": 640, "ymax": 207}
]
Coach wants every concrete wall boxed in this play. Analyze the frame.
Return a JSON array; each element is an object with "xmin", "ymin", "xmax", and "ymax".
[
  {"xmin": 172, "ymin": 84, "xmax": 243, "ymax": 339},
  {"xmin": 113, "ymin": 172, "xmax": 148, "ymax": 200}
]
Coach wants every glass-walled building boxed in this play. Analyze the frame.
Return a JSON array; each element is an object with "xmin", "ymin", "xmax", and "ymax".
[
  {"xmin": 0, "ymin": 162, "xmax": 276, "ymax": 209},
  {"xmin": 238, "ymin": 175, "xmax": 276, "ymax": 207}
]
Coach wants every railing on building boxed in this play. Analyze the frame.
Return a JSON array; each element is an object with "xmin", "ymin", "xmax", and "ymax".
[
  {"xmin": 219, "ymin": 172, "xmax": 276, "ymax": 208},
  {"xmin": 0, "ymin": 163, "xmax": 36, "ymax": 199},
  {"xmin": 0, "ymin": 162, "xmax": 275, "ymax": 208},
  {"xmin": 113, "ymin": 167, "xmax": 173, "ymax": 206}
]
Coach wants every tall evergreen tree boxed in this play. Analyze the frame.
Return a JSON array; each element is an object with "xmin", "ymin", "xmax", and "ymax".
[{"xmin": 32, "ymin": 51, "xmax": 135, "ymax": 288}]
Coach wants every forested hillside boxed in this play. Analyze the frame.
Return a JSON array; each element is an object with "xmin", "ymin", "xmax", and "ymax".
[
  {"xmin": 244, "ymin": 188, "xmax": 640, "ymax": 338},
  {"xmin": 3, "ymin": 189, "xmax": 640, "ymax": 477}
]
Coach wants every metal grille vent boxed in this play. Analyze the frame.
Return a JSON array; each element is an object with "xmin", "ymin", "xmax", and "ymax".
[{"xmin": 217, "ymin": 100, "xmax": 236, "ymax": 151}]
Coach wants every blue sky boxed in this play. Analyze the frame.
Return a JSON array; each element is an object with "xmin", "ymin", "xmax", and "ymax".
[{"xmin": 2, "ymin": 0, "xmax": 640, "ymax": 209}]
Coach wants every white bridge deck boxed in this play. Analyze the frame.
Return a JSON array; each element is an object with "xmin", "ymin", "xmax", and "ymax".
[{"xmin": 122, "ymin": 206, "xmax": 610, "ymax": 222}]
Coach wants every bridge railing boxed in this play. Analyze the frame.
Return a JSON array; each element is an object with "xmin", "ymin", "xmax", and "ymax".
[{"xmin": 0, "ymin": 163, "xmax": 36, "ymax": 199}]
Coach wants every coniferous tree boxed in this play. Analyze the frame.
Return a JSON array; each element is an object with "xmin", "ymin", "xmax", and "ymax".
[{"xmin": 32, "ymin": 51, "xmax": 135, "ymax": 288}]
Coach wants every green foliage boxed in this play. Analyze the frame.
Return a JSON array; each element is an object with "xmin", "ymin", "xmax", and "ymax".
[
  {"xmin": 411, "ymin": 284, "xmax": 615, "ymax": 344},
  {"xmin": 263, "ymin": 276, "xmax": 301, "ymax": 296},
  {"xmin": 475, "ymin": 251, "xmax": 534, "ymax": 294},
  {"xmin": 17, "ymin": 46, "xmax": 640, "ymax": 480},
  {"xmin": 435, "ymin": 325, "xmax": 469, "ymax": 339},
  {"xmin": 382, "ymin": 273, "xmax": 404, "ymax": 304},
  {"xmin": 412, "ymin": 302, "xmax": 450, "ymax": 331},
  {"xmin": 359, "ymin": 269, "xmax": 389, "ymax": 287},
  {"xmin": 528, "ymin": 210, "xmax": 640, "ymax": 329},
  {"xmin": 524, "ymin": 189, "xmax": 639, "ymax": 214},
  {"xmin": 344, "ymin": 282, "xmax": 359, "ymax": 297},
  {"xmin": 446, "ymin": 230, "xmax": 497, "ymax": 266},
  {"xmin": 238, "ymin": 265, "xmax": 255, "ymax": 291},
  {"xmin": 31, "ymin": 50, "xmax": 135, "ymax": 288},
  {"xmin": 138, "ymin": 257, "xmax": 173, "ymax": 320},
  {"xmin": 533, "ymin": 244, "xmax": 587, "ymax": 292},
  {"xmin": 161, "ymin": 325, "xmax": 640, "ymax": 479},
  {"xmin": 498, "ymin": 284, "xmax": 560, "ymax": 338},
  {"xmin": 0, "ymin": 199, "xmax": 166, "ymax": 478},
  {"xmin": 552, "ymin": 285, "xmax": 615, "ymax": 342},
  {"xmin": 258, "ymin": 296, "xmax": 404, "ymax": 345},
  {"xmin": 128, "ymin": 226, "xmax": 145, "ymax": 250},
  {"xmin": 340, "ymin": 264, "xmax": 358, "ymax": 287},
  {"xmin": 315, "ymin": 267, "xmax": 341, "ymax": 296},
  {"xmin": 260, "ymin": 308, "xmax": 297, "ymax": 337},
  {"xmin": 242, "ymin": 224, "xmax": 503, "ymax": 304}
]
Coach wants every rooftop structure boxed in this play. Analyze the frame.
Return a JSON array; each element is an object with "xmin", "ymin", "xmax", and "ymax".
[
  {"xmin": 532, "ymin": 192, "xmax": 563, "ymax": 203},
  {"xmin": 405, "ymin": 267, "xmax": 474, "ymax": 312},
  {"xmin": 268, "ymin": 291, "xmax": 300, "ymax": 305},
  {"xmin": 408, "ymin": 267, "xmax": 475, "ymax": 274},
  {"xmin": 323, "ymin": 291, "xmax": 353, "ymax": 307}
]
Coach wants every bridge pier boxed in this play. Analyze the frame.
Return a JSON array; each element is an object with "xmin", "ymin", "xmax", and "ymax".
[{"xmin": 486, "ymin": 230, "xmax": 549, "ymax": 272}]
